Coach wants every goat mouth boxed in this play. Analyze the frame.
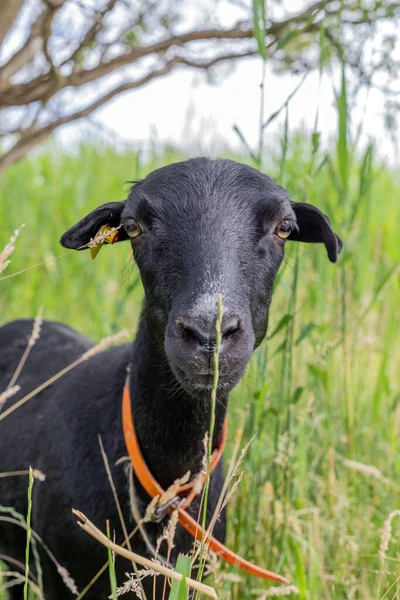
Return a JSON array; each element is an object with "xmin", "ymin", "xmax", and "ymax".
[{"xmin": 172, "ymin": 365, "xmax": 240, "ymax": 396}]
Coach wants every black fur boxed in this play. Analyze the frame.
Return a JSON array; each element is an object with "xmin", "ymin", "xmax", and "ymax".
[{"xmin": 0, "ymin": 158, "xmax": 342, "ymax": 599}]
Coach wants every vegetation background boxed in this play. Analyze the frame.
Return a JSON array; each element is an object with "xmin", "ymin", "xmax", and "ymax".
[{"xmin": 1, "ymin": 0, "xmax": 400, "ymax": 599}]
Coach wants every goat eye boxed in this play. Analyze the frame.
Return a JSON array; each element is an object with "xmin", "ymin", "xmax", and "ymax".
[
  {"xmin": 275, "ymin": 220, "xmax": 292, "ymax": 239},
  {"xmin": 124, "ymin": 219, "xmax": 143, "ymax": 239}
]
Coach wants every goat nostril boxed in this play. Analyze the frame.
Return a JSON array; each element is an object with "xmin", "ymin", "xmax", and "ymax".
[
  {"xmin": 176, "ymin": 317, "xmax": 205, "ymax": 345},
  {"xmin": 177, "ymin": 315, "xmax": 242, "ymax": 346},
  {"xmin": 221, "ymin": 316, "xmax": 241, "ymax": 339},
  {"xmin": 182, "ymin": 325, "xmax": 200, "ymax": 343}
]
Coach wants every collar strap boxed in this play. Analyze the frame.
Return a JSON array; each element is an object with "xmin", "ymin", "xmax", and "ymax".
[{"xmin": 122, "ymin": 382, "xmax": 289, "ymax": 584}]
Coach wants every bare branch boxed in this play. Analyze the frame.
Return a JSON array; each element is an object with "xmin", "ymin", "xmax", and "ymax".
[
  {"xmin": 0, "ymin": 0, "xmax": 67, "ymax": 80},
  {"xmin": 65, "ymin": 0, "xmax": 118, "ymax": 66},
  {"xmin": 0, "ymin": 0, "xmax": 25, "ymax": 46},
  {"xmin": 0, "ymin": 50, "xmax": 257, "ymax": 173}
]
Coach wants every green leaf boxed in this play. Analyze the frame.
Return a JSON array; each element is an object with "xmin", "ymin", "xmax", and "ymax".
[
  {"xmin": 308, "ymin": 364, "xmax": 328, "ymax": 390},
  {"xmin": 296, "ymin": 323, "xmax": 317, "ymax": 346},
  {"xmin": 252, "ymin": 0, "xmax": 267, "ymax": 58},
  {"xmin": 337, "ymin": 62, "xmax": 349, "ymax": 196},
  {"xmin": 23, "ymin": 467, "xmax": 34, "ymax": 600},
  {"xmin": 276, "ymin": 24, "xmax": 296, "ymax": 51},
  {"xmin": 290, "ymin": 386, "xmax": 304, "ymax": 405},
  {"xmin": 170, "ymin": 554, "xmax": 191, "ymax": 600},
  {"xmin": 362, "ymin": 262, "xmax": 400, "ymax": 317},
  {"xmin": 312, "ymin": 132, "xmax": 321, "ymax": 155},
  {"xmin": 267, "ymin": 313, "xmax": 294, "ymax": 340},
  {"xmin": 106, "ymin": 521, "xmax": 118, "ymax": 600}
]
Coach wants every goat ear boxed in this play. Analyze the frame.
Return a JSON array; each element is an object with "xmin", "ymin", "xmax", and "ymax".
[
  {"xmin": 288, "ymin": 202, "xmax": 343, "ymax": 263},
  {"xmin": 60, "ymin": 202, "xmax": 128, "ymax": 250}
]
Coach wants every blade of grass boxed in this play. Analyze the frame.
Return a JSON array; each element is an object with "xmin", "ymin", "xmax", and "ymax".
[
  {"xmin": 336, "ymin": 60, "xmax": 349, "ymax": 199},
  {"xmin": 170, "ymin": 554, "xmax": 191, "ymax": 600},
  {"xmin": 252, "ymin": 0, "xmax": 267, "ymax": 59},
  {"xmin": 23, "ymin": 467, "xmax": 34, "ymax": 600},
  {"xmin": 106, "ymin": 521, "xmax": 118, "ymax": 600},
  {"xmin": 196, "ymin": 294, "xmax": 223, "ymax": 591}
]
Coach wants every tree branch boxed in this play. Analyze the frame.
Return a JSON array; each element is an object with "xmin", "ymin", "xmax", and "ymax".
[
  {"xmin": 0, "ymin": 0, "xmax": 67, "ymax": 81},
  {"xmin": 0, "ymin": 50, "xmax": 257, "ymax": 173},
  {"xmin": 65, "ymin": 0, "xmax": 118, "ymax": 66},
  {"xmin": 0, "ymin": 0, "xmax": 24, "ymax": 45}
]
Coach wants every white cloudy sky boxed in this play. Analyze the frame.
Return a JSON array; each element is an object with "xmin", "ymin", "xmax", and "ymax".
[{"xmin": 92, "ymin": 58, "xmax": 385, "ymax": 154}]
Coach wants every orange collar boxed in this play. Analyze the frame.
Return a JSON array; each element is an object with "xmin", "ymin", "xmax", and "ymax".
[{"xmin": 122, "ymin": 381, "xmax": 289, "ymax": 584}]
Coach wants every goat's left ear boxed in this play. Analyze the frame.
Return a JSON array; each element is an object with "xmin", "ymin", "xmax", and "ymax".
[
  {"xmin": 288, "ymin": 202, "xmax": 343, "ymax": 263},
  {"xmin": 60, "ymin": 201, "xmax": 129, "ymax": 251}
]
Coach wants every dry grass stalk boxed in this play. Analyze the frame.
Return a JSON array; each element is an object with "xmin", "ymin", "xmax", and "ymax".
[
  {"xmin": 343, "ymin": 458, "xmax": 393, "ymax": 485},
  {"xmin": 256, "ymin": 584, "xmax": 299, "ymax": 598},
  {"xmin": 379, "ymin": 510, "xmax": 400, "ymax": 561},
  {"xmin": 98, "ymin": 435, "xmax": 147, "ymax": 599},
  {"xmin": 56, "ymin": 567, "xmax": 79, "ymax": 596},
  {"xmin": 231, "ymin": 433, "xmax": 256, "ymax": 479},
  {"xmin": 166, "ymin": 510, "xmax": 179, "ymax": 552},
  {"xmin": 128, "ymin": 466, "xmax": 160, "ymax": 556},
  {"xmin": 76, "ymin": 479, "xmax": 164, "ymax": 600},
  {"xmin": 160, "ymin": 510, "xmax": 180, "ymax": 600},
  {"xmin": 0, "ymin": 469, "xmax": 45, "ymax": 481},
  {"xmin": 0, "ymin": 224, "xmax": 121, "ymax": 283},
  {"xmin": 143, "ymin": 496, "xmax": 160, "ymax": 524},
  {"xmin": 192, "ymin": 425, "xmax": 251, "ymax": 566},
  {"xmin": 194, "ymin": 542, "xmax": 219, "ymax": 578},
  {"xmin": 0, "ymin": 224, "xmax": 25, "ymax": 274},
  {"xmin": 98, "ymin": 435, "xmax": 133, "ymax": 552},
  {"xmin": 0, "ymin": 251, "xmax": 74, "ymax": 282},
  {"xmin": 81, "ymin": 330, "xmax": 132, "ymax": 361},
  {"xmin": 220, "ymin": 471, "xmax": 244, "ymax": 512},
  {"xmin": 0, "ymin": 515, "xmax": 77, "ymax": 595},
  {"xmin": 0, "ymin": 385, "xmax": 20, "ymax": 412},
  {"xmin": 7, "ymin": 310, "xmax": 43, "ymax": 389},
  {"xmin": 159, "ymin": 471, "xmax": 190, "ymax": 505},
  {"xmin": 113, "ymin": 569, "xmax": 159, "ymax": 598},
  {"xmin": 0, "ymin": 570, "xmax": 43, "ymax": 599},
  {"xmin": 84, "ymin": 225, "xmax": 122, "ymax": 249},
  {"xmin": 0, "ymin": 328, "xmax": 133, "ymax": 423},
  {"xmin": 155, "ymin": 510, "xmax": 179, "ymax": 558},
  {"xmin": 0, "ymin": 554, "xmax": 37, "ymax": 581},
  {"xmin": 72, "ymin": 509, "xmax": 218, "ymax": 599}
]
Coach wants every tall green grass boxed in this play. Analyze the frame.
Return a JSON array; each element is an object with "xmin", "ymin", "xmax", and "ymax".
[{"xmin": 1, "ymin": 138, "xmax": 400, "ymax": 599}]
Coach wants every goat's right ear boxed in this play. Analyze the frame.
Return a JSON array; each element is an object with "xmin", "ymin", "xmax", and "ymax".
[{"xmin": 60, "ymin": 202, "xmax": 128, "ymax": 250}]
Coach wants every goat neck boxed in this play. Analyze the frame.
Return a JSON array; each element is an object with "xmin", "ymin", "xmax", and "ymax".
[{"xmin": 128, "ymin": 310, "xmax": 227, "ymax": 491}]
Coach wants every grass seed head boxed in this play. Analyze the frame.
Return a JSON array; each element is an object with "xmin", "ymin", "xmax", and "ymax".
[
  {"xmin": 0, "ymin": 224, "xmax": 25, "ymax": 274},
  {"xmin": 81, "ymin": 330, "xmax": 133, "ymax": 361},
  {"xmin": 379, "ymin": 510, "xmax": 400, "ymax": 561},
  {"xmin": 0, "ymin": 385, "xmax": 20, "ymax": 411}
]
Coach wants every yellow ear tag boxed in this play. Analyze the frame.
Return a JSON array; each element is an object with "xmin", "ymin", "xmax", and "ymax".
[{"xmin": 90, "ymin": 225, "xmax": 120, "ymax": 260}]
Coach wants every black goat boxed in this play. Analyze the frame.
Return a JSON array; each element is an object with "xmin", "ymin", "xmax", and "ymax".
[{"xmin": 0, "ymin": 158, "xmax": 342, "ymax": 599}]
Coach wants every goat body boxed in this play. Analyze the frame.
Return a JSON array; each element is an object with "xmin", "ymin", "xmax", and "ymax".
[{"xmin": 0, "ymin": 158, "xmax": 342, "ymax": 599}]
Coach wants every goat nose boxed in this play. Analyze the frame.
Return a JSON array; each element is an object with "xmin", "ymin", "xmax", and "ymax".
[
  {"xmin": 177, "ymin": 315, "xmax": 242, "ymax": 347},
  {"xmin": 221, "ymin": 315, "xmax": 241, "ymax": 338}
]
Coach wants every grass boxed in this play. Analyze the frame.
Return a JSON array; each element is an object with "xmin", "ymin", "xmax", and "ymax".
[{"xmin": 1, "ymin": 138, "xmax": 400, "ymax": 600}]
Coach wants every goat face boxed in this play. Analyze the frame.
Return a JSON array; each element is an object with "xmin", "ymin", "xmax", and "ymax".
[{"xmin": 61, "ymin": 158, "xmax": 342, "ymax": 397}]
